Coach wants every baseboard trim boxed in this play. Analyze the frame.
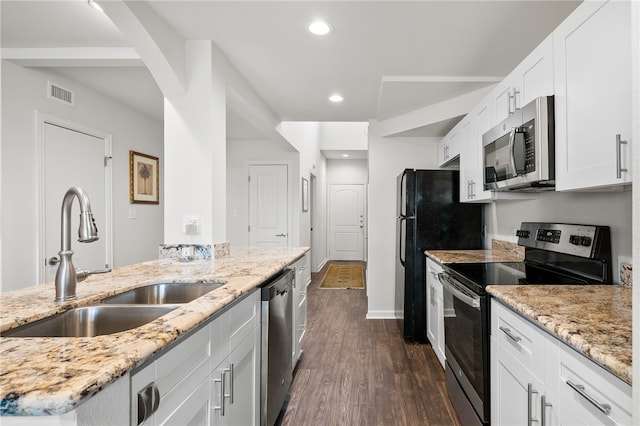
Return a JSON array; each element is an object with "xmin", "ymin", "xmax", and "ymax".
[
  {"xmin": 316, "ymin": 258, "xmax": 328, "ymax": 272},
  {"xmin": 366, "ymin": 310, "xmax": 397, "ymax": 320}
]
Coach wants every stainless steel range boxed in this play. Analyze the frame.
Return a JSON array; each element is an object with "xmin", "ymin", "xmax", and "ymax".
[{"xmin": 439, "ymin": 222, "xmax": 613, "ymax": 426}]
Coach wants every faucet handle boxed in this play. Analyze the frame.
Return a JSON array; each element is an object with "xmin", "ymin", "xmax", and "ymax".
[{"xmin": 76, "ymin": 268, "xmax": 112, "ymax": 282}]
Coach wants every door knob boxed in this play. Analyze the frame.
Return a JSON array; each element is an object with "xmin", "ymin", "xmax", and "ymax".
[
  {"xmin": 275, "ymin": 233, "xmax": 287, "ymax": 237},
  {"xmin": 47, "ymin": 256, "xmax": 60, "ymax": 266}
]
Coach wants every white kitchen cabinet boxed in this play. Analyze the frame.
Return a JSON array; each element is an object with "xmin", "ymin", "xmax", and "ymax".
[
  {"xmin": 491, "ymin": 34, "xmax": 554, "ymax": 125},
  {"xmin": 426, "ymin": 257, "xmax": 445, "ymax": 369},
  {"xmin": 131, "ymin": 290, "xmax": 261, "ymax": 426},
  {"xmin": 438, "ymin": 126, "xmax": 461, "ymax": 167},
  {"xmin": 491, "ymin": 299, "xmax": 631, "ymax": 426},
  {"xmin": 291, "ymin": 252, "xmax": 310, "ymax": 368},
  {"xmin": 554, "ymin": 0, "xmax": 632, "ymax": 191}
]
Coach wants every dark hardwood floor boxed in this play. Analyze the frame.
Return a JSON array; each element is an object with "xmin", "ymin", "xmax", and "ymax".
[{"xmin": 281, "ymin": 262, "xmax": 461, "ymax": 426}]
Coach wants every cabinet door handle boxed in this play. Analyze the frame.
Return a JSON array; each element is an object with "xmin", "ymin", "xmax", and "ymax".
[
  {"xmin": 616, "ymin": 134, "xmax": 628, "ymax": 178},
  {"xmin": 566, "ymin": 379, "xmax": 611, "ymax": 415},
  {"xmin": 527, "ymin": 383, "xmax": 539, "ymax": 425},
  {"xmin": 229, "ymin": 363, "xmax": 235, "ymax": 404},
  {"xmin": 499, "ymin": 326, "xmax": 522, "ymax": 344},
  {"xmin": 541, "ymin": 395, "xmax": 552, "ymax": 426},
  {"xmin": 213, "ymin": 368, "xmax": 227, "ymax": 416},
  {"xmin": 508, "ymin": 90, "xmax": 515, "ymax": 115},
  {"xmin": 137, "ymin": 382, "xmax": 160, "ymax": 426}
]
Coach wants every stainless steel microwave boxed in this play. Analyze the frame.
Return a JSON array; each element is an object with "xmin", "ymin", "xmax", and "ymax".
[{"xmin": 483, "ymin": 96, "xmax": 555, "ymax": 191}]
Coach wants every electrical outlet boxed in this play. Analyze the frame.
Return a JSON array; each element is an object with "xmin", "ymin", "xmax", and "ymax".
[{"xmin": 183, "ymin": 216, "xmax": 200, "ymax": 235}]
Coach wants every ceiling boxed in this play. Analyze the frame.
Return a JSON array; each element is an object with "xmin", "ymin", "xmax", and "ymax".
[{"xmin": 1, "ymin": 0, "xmax": 581, "ymax": 140}]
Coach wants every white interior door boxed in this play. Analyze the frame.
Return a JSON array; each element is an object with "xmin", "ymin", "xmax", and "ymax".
[
  {"xmin": 329, "ymin": 184, "xmax": 364, "ymax": 261},
  {"xmin": 248, "ymin": 164, "xmax": 288, "ymax": 247},
  {"xmin": 42, "ymin": 121, "xmax": 111, "ymax": 283}
]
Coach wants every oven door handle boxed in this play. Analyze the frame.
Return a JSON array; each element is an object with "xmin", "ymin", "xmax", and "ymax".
[{"xmin": 437, "ymin": 273, "xmax": 480, "ymax": 309}]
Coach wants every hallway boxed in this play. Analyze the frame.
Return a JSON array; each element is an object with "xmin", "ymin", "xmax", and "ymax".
[{"xmin": 281, "ymin": 262, "xmax": 462, "ymax": 425}]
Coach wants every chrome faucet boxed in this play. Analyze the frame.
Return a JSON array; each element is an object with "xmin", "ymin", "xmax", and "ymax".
[{"xmin": 55, "ymin": 187, "xmax": 109, "ymax": 302}]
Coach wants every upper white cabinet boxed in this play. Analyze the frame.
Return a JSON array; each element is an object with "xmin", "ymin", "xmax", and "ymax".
[
  {"xmin": 460, "ymin": 99, "xmax": 495, "ymax": 202},
  {"xmin": 491, "ymin": 34, "xmax": 554, "ymax": 125},
  {"xmin": 438, "ymin": 126, "xmax": 461, "ymax": 167},
  {"xmin": 554, "ymin": 0, "xmax": 632, "ymax": 190}
]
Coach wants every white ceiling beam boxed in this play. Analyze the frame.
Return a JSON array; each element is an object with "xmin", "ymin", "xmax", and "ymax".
[
  {"xmin": 1, "ymin": 47, "xmax": 143, "ymax": 67},
  {"xmin": 374, "ymin": 85, "xmax": 496, "ymax": 138},
  {"xmin": 381, "ymin": 75, "xmax": 504, "ymax": 83},
  {"xmin": 97, "ymin": 0, "xmax": 185, "ymax": 96}
]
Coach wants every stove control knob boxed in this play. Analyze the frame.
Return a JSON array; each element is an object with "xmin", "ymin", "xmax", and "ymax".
[
  {"xmin": 516, "ymin": 229, "xmax": 530, "ymax": 238},
  {"xmin": 569, "ymin": 235, "xmax": 580, "ymax": 245},
  {"xmin": 580, "ymin": 236, "xmax": 592, "ymax": 246}
]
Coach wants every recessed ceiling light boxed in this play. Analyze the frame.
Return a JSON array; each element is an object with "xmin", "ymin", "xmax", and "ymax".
[
  {"xmin": 329, "ymin": 94, "xmax": 344, "ymax": 103},
  {"xmin": 308, "ymin": 20, "xmax": 333, "ymax": 36},
  {"xmin": 88, "ymin": 0, "xmax": 104, "ymax": 13},
  {"xmin": 342, "ymin": 154, "xmax": 350, "ymax": 158}
]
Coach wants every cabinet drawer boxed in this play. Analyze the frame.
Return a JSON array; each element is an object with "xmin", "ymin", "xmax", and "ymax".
[
  {"xmin": 228, "ymin": 290, "xmax": 260, "ymax": 350},
  {"xmin": 155, "ymin": 325, "xmax": 211, "ymax": 398},
  {"xmin": 491, "ymin": 301, "xmax": 545, "ymax": 380},
  {"xmin": 555, "ymin": 341, "xmax": 632, "ymax": 425}
]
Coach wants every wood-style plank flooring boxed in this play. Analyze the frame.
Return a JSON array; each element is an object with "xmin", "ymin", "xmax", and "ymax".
[{"xmin": 281, "ymin": 261, "xmax": 461, "ymax": 426}]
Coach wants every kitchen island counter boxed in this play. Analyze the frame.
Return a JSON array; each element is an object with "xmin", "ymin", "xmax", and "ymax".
[
  {"xmin": 487, "ymin": 284, "xmax": 632, "ymax": 385},
  {"xmin": 0, "ymin": 246, "xmax": 308, "ymax": 416}
]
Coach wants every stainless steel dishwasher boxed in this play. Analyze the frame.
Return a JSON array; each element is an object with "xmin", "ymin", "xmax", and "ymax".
[{"xmin": 261, "ymin": 268, "xmax": 294, "ymax": 426}]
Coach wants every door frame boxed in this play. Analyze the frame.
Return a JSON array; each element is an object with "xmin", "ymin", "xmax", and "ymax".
[
  {"xmin": 36, "ymin": 111, "xmax": 113, "ymax": 283},
  {"xmin": 245, "ymin": 160, "xmax": 294, "ymax": 247}
]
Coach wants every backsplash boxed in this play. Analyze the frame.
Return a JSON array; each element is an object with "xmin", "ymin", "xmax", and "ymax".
[
  {"xmin": 620, "ymin": 262, "xmax": 632, "ymax": 288},
  {"xmin": 159, "ymin": 244, "xmax": 212, "ymax": 260},
  {"xmin": 491, "ymin": 239, "xmax": 525, "ymax": 261},
  {"xmin": 214, "ymin": 242, "xmax": 231, "ymax": 258}
]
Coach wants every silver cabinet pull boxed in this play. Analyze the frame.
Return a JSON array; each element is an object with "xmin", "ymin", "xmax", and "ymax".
[
  {"xmin": 541, "ymin": 395, "xmax": 552, "ymax": 426},
  {"xmin": 499, "ymin": 326, "xmax": 522, "ymax": 344},
  {"xmin": 508, "ymin": 90, "xmax": 515, "ymax": 115},
  {"xmin": 527, "ymin": 383, "xmax": 539, "ymax": 425},
  {"xmin": 616, "ymin": 134, "xmax": 628, "ymax": 178},
  {"xmin": 137, "ymin": 382, "xmax": 160, "ymax": 426},
  {"xmin": 214, "ymin": 368, "xmax": 228, "ymax": 416},
  {"xmin": 229, "ymin": 363, "xmax": 235, "ymax": 404},
  {"xmin": 566, "ymin": 379, "xmax": 611, "ymax": 415}
]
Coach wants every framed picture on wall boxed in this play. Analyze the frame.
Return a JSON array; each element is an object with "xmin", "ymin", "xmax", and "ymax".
[
  {"xmin": 130, "ymin": 150, "xmax": 159, "ymax": 204},
  {"xmin": 302, "ymin": 177, "xmax": 309, "ymax": 212}
]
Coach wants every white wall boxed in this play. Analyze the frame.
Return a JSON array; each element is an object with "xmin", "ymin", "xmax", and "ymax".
[
  {"xmin": 486, "ymin": 191, "xmax": 632, "ymax": 283},
  {"xmin": 319, "ymin": 122, "xmax": 368, "ymax": 150},
  {"xmin": 366, "ymin": 125, "xmax": 440, "ymax": 319},
  {"xmin": 1, "ymin": 61, "xmax": 163, "ymax": 291},
  {"xmin": 277, "ymin": 122, "xmax": 328, "ymax": 272},
  {"xmin": 226, "ymin": 139, "xmax": 299, "ymax": 247},
  {"xmin": 326, "ymin": 159, "xmax": 368, "ymax": 184}
]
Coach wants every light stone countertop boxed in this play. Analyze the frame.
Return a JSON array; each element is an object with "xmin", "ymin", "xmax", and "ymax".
[
  {"xmin": 0, "ymin": 246, "xmax": 308, "ymax": 416},
  {"xmin": 425, "ymin": 249, "xmax": 524, "ymax": 264},
  {"xmin": 487, "ymin": 285, "xmax": 631, "ymax": 385}
]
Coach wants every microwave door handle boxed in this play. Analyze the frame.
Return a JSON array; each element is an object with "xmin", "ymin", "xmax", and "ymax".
[
  {"xmin": 512, "ymin": 129, "xmax": 526, "ymax": 175},
  {"xmin": 508, "ymin": 128, "xmax": 518, "ymax": 177}
]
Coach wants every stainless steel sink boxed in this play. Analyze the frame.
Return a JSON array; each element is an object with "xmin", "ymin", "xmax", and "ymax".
[
  {"xmin": 1, "ymin": 305, "xmax": 176, "ymax": 338},
  {"xmin": 100, "ymin": 282, "xmax": 224, "ymax": 305}
]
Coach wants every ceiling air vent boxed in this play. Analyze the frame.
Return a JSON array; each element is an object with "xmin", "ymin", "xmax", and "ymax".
[{"xmin": 47, "ymin": 81, "xmax": 75, "ymax": 106}]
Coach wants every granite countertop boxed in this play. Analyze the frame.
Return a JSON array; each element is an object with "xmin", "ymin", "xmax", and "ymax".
[
  {"xmin": 426, "ymin": 240, "xmax": 525, "ymax": 264},
  {"xmin": 0, "ymin": 246, "xmax": 308, "ymax": 416},
  {"xmin": 487, "ymin": 285, "xmax": 632, "ymax": 385}
]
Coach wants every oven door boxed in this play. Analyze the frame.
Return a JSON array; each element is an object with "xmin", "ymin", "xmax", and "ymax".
[{"xmin": 440, "ymin": 273, "xmax": 489, "ymax": 424}]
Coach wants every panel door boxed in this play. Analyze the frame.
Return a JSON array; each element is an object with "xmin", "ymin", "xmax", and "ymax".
[
  {"xmin": 248, "ymin": 164, "xmax": 288, "ymax": 246},
  {"xmin": 225, "ymin": 326, "xmax": 260, "ymax": 426},
  {"xmin": 43, "ymin": 122, "xmax": 110, "ymax": 283},
  {"xmin": 554, "ymin": 0, "xmax": 632, "ymax": 190},
  {"xmin": 329, "ymin": 184, "xmax": 364, "ymax": 260}
]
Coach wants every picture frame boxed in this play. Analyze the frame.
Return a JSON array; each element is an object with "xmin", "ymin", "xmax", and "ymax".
[
  {"xmin": 130, "ymin": 150, "xmax": 159, "ymax": 204},
  {"xmin": 302, "ymin": 177, "xmax": 309, "ymax": 212}
]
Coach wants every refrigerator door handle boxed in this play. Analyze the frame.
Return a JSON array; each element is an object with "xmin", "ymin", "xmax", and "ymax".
[
  {"xmin": 399, "ymin": 170, "xmax": 406, "ymax": 217},
  {"xmin": 399, "ymin": 217, "xmax": 407, "ymax": 266}
]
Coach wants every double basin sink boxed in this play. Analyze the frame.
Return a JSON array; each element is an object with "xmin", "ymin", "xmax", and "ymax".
[{"xmin": 2, "ymin": 282, "xmax": 225, "ymax": 338}]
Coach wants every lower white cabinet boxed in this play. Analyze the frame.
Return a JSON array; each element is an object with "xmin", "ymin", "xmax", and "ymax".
[
  {"xmin": 491, "ymin": 299, "xmax": 632, "ymax": 426},
  {"xmin": 131, "ymin": 290, "xmax": 261, "ymax": 426},
  {"xmin": 291, "ymin": 252, "xmax": 311, "ymax": 368},
  {"xmin": 426, "ymin": 257, "xmax": 445, "ymax": 369}
]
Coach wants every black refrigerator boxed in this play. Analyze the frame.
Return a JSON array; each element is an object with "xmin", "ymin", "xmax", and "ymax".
[{"xmin": 395, "ymin": 169, "xmax": 483, "ymax": 342}]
